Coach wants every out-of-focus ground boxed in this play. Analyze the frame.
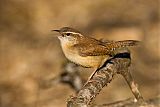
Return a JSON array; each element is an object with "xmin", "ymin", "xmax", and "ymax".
[{"xmin": 0, "ymin": 0, "xmax": 159, "ymax": 107}]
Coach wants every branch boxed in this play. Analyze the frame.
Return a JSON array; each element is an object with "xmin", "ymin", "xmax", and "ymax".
[
  {"xmin": 67, "ymin": 48, "xmax": 144, "ymax": 107},
  {"xmin": 96, "ymin": 96, "xmax": 160, "ymax": 107}
]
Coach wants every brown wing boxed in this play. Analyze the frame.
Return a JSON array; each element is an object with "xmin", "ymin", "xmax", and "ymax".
[
  {"xmin": 74, "ymin": 43, "xmax": 114, "ymax": 57},
  {"xmin": 74, "ymin": 39, "xmax": 139, "ymax": 57},
  {"xmin": 74, "ymin": 35, "xmax": 139, "ymax": 57}
]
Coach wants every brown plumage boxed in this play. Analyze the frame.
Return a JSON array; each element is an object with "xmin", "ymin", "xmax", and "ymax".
[
  {"xmin": 53, "ymin": 27, "xmax": 140, "ymax": 82},
  {"xmin": 73, "ymin": 35, "xmax": 139, "ymax": 57}
]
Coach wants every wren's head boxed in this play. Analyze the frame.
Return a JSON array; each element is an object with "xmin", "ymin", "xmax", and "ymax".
[{"xmin": 52, "ymin": 27, "xmax": 83, "ymax": 45}]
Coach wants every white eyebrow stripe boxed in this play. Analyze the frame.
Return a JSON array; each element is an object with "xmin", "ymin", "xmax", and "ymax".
[{"xmin": 65, "ymin": 32, "xmax": 83, "ymax": 36}]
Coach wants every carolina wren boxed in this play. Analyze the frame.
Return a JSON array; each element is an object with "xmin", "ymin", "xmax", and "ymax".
[{"xmin": 52, "ymin": 27, "xmax": 139, "ymax": 82}]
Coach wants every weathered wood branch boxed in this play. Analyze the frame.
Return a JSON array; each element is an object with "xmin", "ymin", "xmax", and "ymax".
[
  {"xmin": 67, "ymin": 49, "xmax": 144, "ymax": 107},
  {"xmin": 95, "ymin": 96, "xmax": 160, "ymax": 107}
]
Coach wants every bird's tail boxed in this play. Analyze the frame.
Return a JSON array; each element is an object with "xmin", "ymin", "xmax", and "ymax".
[
  {"xmin": 114, "ymin": 40, "xmax": 140, "ymax": 47},
  {"xmin": 105, "ymin": 40, "xmax": 140, "ymax": 50}
]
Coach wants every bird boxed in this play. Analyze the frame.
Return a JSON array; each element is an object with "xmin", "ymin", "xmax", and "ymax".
[{"xmin": 52, "ymin": 27, "xmax": 139, "ymax": 84}]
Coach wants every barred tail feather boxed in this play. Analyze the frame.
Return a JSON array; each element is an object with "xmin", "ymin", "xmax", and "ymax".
[
  {"xmin": 104, "ymin": 40, "xmax": 140, "ymax": 51},
  {"xmin": 116, "ymin": 40, "xmax": 140, "ymax": 47}
]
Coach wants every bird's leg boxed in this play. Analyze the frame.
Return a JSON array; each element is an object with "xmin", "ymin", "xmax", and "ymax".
[{"xmin": 83, "ymin": 68, "xmax": 98, "ymax": 87}]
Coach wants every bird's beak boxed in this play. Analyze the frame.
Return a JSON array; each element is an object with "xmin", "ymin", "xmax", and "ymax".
[
  {"xmin": 51, "ymin": 29, "xmax": 62, "ymax": 39},
  {"xmin": 51, "ymin": 30, "xmax": 60, "ymax": 32}
]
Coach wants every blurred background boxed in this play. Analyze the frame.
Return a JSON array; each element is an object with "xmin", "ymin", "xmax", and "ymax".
[{"xmin": 0, "ymin": 0, "xmax": 159, "ymax": 107}]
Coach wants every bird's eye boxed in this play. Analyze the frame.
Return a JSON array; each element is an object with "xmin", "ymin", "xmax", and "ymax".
[{"xmin": 66, "ymin": 33, "xmax": 71, "ymax": 36}]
